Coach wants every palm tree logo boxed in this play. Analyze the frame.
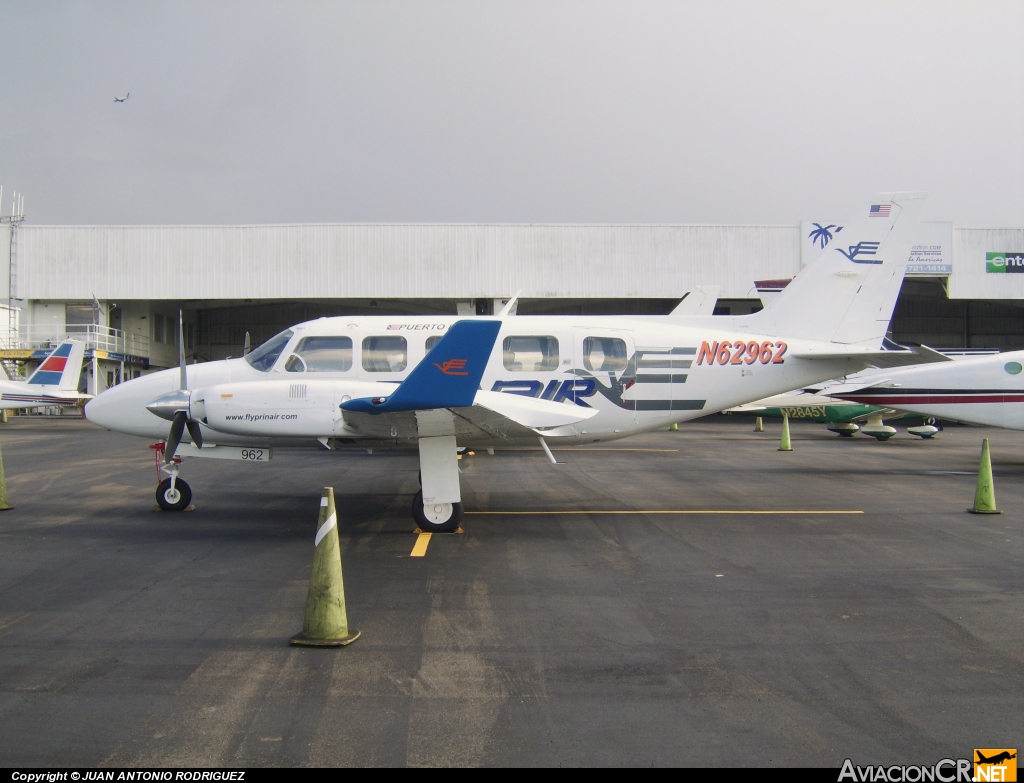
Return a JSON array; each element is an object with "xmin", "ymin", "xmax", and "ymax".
[{"xmin": 808, "ymin": 223, "xmax": 843, "ymax": 249}]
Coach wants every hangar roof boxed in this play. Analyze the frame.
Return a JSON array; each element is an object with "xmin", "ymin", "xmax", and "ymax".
[
  {"xmin": 13, "ymin": 223, "xmax": 799, "ymax": 301},
  {"xmin": 10, "ymin": 222, "xmax": 1024, "ymax": 302}
]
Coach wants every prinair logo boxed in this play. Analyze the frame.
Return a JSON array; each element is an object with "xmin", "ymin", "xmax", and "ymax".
[
  {"xmin": 986, "ymin": 253, "xmax": 1024, "ymax": 273},
  {"xmin": 434, "ymin": 359, "xmax": 468, "ymax": 376},
  {"xmin": 836, "ymin": 241, "xmax": 882, "ymax": 264},
  {"xmin": 974, "ymin": 749, "xmax": 1017, "ymax": 782}
]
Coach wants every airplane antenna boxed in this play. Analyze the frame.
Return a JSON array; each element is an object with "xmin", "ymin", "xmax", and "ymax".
[{"xmin": 496, "ymin": 290, "xmax": 521, "ymax": 317}]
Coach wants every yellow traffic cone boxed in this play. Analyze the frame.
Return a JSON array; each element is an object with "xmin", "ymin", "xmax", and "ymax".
[
  {"xmin": 670, "ymin": 423, "xmax": 678, "ymax": 431},
  {"xmin": 290, "ymin": 487, "xmax": 359, "ymax": 646},
  {"xmin": 754, "ymin": 416, "xmax": 764, "ymax": 432},
  {"xmin": 0, "ymin": 438, "xmax": 14, "ymax": 510},
  {"xmin": 968, "ymin": 438, "xmax": 1001, "ymax": 514},
  {"xmin": 778, "ymin": 413, "xmax": 793, "ymax": 452}
]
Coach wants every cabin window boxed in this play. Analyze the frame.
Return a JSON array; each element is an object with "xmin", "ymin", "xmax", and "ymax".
[
  {"xmin": 583, "ymin": 337, "xmax": 628, "ymax": 372},
  {"xmin": 502, "ymin": 336, "xmax": 559, "ymax": 372},
  {"xmin": 362, "ymin": 336, "xmax": 408, "ymax": 372},
  {"xmin": 425, "ymin": 335, "xmax": 443, "ymax": 352},
  {"xmin": 245, "ymin": 329, "xmax": 294, "ymax": 372},
  {"xmin": 285, "ymin": 336, "xmax": 353, "ymax": 373}
]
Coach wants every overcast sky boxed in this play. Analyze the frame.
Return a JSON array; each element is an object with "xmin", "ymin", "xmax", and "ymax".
[{"xmin": 1, "ymin": 1, "xmax": 1022, "ymax": 226}]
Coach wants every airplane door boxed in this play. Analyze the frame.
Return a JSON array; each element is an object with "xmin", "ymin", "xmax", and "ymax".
[{"xmin": 573, "ymin": 328, "xmax": 637, "ymax": 432}]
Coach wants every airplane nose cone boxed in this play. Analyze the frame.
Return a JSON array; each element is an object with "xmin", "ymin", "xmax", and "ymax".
[
  {"xmin": 145, "ymin": 390, "xmax": 191, "ymax": 422},
  {"xmin": 84, "ymin": 391, "xmax": 118, "ymax": 430}
]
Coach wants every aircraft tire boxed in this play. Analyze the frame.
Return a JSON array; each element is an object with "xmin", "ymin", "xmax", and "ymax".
[
  {"xmin": 412, "ymin": 490, "xmax": 462, "ymax": 533},
  {"xmin": 156, "ymin": 478, "xmax": 192, "ymax": 511}
]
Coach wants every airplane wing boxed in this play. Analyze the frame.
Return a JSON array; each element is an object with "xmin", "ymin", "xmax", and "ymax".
[
  {"xmin": 342, "ymin": 390, "xmax": 597, "ymax": 441},
  {"xmin": 340, "ymin": 319, "xmax": 598, "ymax": 441}
]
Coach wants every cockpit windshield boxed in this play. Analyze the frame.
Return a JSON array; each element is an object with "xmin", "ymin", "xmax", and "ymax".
[{"xmin": 245, "ymin": 330, "xmax": 294, "ymax": 372}]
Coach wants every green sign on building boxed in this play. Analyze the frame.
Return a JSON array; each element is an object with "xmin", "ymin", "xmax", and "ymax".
[{"xmin": 986, "ymin": 252, "xmax": 1024, "ymax": 273}]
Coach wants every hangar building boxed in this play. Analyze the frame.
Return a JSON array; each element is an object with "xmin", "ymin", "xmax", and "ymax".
[{"xmin": 1, "ymin": 220, "xmax": 1022, "ymax": 394}]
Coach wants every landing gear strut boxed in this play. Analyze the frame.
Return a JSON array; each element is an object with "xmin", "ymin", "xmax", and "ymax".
[
  {"xmin": 414, "ymin": 431, "xmax": 463, "ymax": 533},
  {"xmin": 150, "ymin": 442, "xmax": 192, "ymax": 512}
]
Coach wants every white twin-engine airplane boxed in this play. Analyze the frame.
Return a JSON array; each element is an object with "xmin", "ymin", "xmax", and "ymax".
[
  {"xmin": 0, "ymin": 340, "xmax": 89, "ymax": 410},
  {"xmin": 827, "ymin": 349, "xmax": 1024, "ymax": 431},
  {"xmin": 85, "ymin": 192, "xmax": 927, "ymax": 530}
]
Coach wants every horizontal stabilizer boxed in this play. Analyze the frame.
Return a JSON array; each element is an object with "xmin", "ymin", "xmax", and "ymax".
[
  {"xmin": 473, "ymin": 390, "xmax": 599, "ymax": 429},
  {"xmin": 792, "ymin": 344, "xmax": 950, "ymax": 369},
  {"xmin": 341, "ymin": 320, "xmax": 501, "ymax": 414},
  {"xmin": 822, "ymin": 378, "xmax": 892, "ymax": 397}
]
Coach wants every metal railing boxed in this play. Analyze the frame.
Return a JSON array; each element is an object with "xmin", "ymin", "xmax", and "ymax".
[{"xmin": 7, "ymin": 325, "xmax": 151, "ymax": 357}]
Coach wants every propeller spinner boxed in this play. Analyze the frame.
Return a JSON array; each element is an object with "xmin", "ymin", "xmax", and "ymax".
[{"xmin": 145, "ymin": 311, "xmax": 204, "ymax": 462}]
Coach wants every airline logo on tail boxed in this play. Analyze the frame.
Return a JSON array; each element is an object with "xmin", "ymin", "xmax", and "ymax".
[
  {"xmin": 434, "ymin": 358, "xmax": 469, "ymax": 376},
  {"xmin": 836, "ymin": 241, "xmax": 882, "ymax": 264},
  {"xmin": 28, "ymin": 343, "xmax": 73, "ymax": 385}
]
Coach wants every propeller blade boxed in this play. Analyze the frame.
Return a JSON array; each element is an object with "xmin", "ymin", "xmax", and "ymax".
[
  {"xmin": 243, "ymin": 332, "xmax": 251, "ymax": 356},
  {"xmin": 178, "ymin": 310, "xmax": 188, "ymax": 390},
  {"xmin": 185, "ymin": 418, "xmax": 204, "ymax": 449},
  {"xmin": 165, "ymin": 411, "xmax": 187, "ymax": 462}
]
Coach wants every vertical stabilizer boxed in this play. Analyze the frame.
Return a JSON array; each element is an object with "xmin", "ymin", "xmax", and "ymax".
[
  {"xmin": 746, "ymin": 193, "xmax": 926, "ymax": 347},
  {"xmin": 27, "ymin": 341, "xmax": 86, "ymax": 389}
]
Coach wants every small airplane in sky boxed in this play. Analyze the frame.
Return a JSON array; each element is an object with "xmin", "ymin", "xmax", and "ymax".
[
  {"xmin": 85, "ymin": 193, "xmax": 928, "ymax": 529},
  {"xmin": 0, "ymin": 340, "xmax": 90, "ymax": 410},
  {"xmin": 113, "ymin": 93, "xmax": 129, "ymax": 103},
  {"xmin": 828, "ymin": 349, "xmax": 1024, "ymax": 431}
]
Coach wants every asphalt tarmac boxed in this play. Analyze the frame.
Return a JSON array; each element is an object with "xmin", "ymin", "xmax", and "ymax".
[{"xmin": 0, "ymin": 415, "xmax": 1020, "ymax": 767}]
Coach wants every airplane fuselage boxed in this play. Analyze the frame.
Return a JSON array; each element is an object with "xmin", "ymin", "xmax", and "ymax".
[
  {"xmin": 837, "ymin": 350, "xmax": 1024, "ymax": 431},
  {"xmin": 86, "ymin": 314, "xmax": 868, "ymax": 448}
]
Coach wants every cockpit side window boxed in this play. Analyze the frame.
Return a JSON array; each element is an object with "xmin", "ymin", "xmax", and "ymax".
[
  {"xmin": 285, "ymin": 336, "xmax": 353, "ymax": 373},
  {"xmin": 583, "ymin": 337, "xmax": 628, "ymax": 372},
  {"xmin": 502, "ymin": 336, "xmax": 559, "ymax": 371},
  {"xmin": 245, "ymin": 330, "xmax": 294, "ymax": 372}
]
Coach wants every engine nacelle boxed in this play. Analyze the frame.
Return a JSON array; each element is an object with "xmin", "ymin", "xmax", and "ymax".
[{"xmin": 199, "ymin": 379, "xmax": 394, "ymax": 438}]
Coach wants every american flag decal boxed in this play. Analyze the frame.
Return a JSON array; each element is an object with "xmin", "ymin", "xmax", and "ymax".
[
  {"xmin": 869, "ymin": 204, "xmax": 891, "ymax": 217},
  {"xmin": 387, "ymin": 324, "xmax": 401, "ymax": 330}
]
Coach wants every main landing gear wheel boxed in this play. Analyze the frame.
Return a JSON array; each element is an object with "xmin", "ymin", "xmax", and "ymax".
[
  {"xmin": 156, "ymin": 477, "xmax": 192, "ymax": 511},
  {"xmin": 412, "ymin": 490, "xmax": 462, "ymax": 533}
]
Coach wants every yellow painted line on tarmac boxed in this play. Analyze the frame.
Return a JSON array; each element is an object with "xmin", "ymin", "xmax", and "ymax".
[
  {"xmin": 465, "ymin": 510, "xmax": 864, "ymax": 516},
  {"xmin": 501, "ymin": 448, "xmax": 678, "ymax": 452},
  {"xmin": 410, "ymin": 531, "xmax": 432, "ymax": 556}
]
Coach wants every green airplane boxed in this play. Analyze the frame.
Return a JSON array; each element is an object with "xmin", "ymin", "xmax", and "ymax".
[{"xmin": 727, "ymin": 392, "xmax": 937, "ymax": 440}]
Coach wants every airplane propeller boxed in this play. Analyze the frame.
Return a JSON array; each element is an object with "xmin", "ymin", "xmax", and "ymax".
[{"xmin": 146, "ymin": 311, "xmax": 204, "ymax": 462}]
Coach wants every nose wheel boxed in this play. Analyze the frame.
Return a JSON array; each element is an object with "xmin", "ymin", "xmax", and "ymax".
[
  {"xmin": 150, "ymin": 442, "xmax": 193, "ymax": 511},
  {"xmin": 156, "ymin": 477, "xmax": 193, "ymax": 511}
]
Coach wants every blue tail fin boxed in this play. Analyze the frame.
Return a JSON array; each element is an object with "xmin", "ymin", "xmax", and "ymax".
[
  {"xmin": 27, "ymin": 340, "xmax": 86, "ymax": 389},
  {"xmin": 342, "ymin": 320, "xmax": 501, "ymax": 414}
]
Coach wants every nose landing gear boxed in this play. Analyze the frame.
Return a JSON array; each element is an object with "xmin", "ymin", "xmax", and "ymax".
[
  {"xmin": 150, "ymin": 442, "xmax": 193, "ymax": 512},
  {"xmin": 156, "ymin": 476, "xmax": 193, "ymax": 511}
]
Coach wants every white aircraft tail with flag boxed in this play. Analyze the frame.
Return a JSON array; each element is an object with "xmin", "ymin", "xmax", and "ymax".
[{"xmin": 745, "ymin": 192, "xmax": 926, "ymax": 348}]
